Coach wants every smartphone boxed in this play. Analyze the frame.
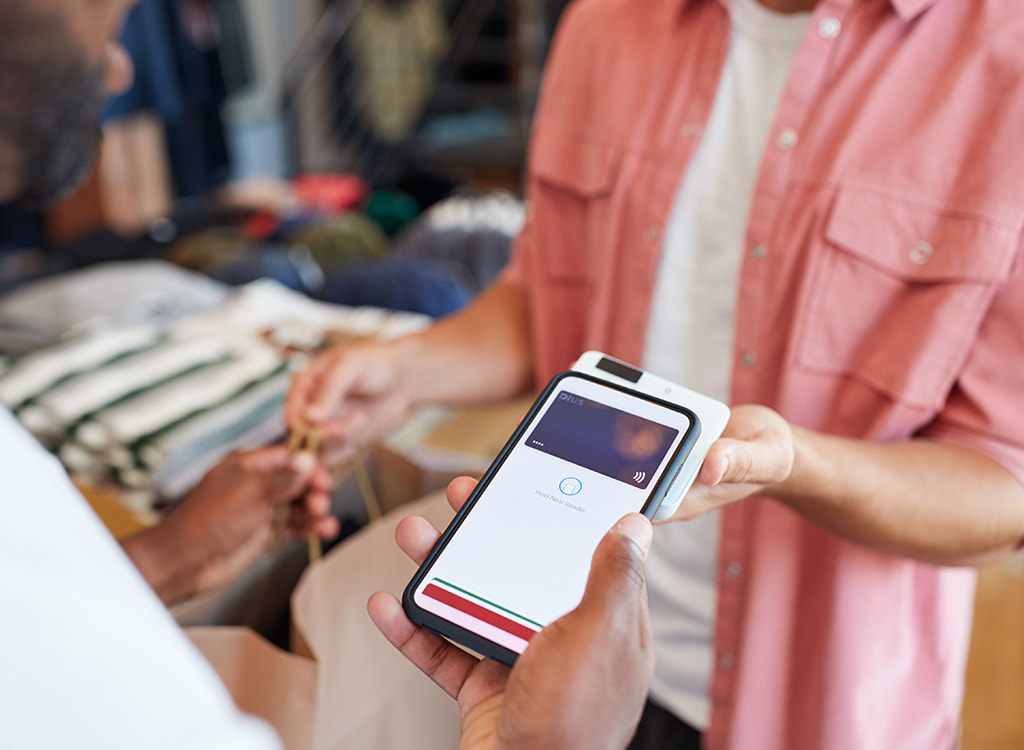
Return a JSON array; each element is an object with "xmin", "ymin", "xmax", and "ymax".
[{"xmin": 403, "ymin": 362, "xmax": 704, "ymax": 665}]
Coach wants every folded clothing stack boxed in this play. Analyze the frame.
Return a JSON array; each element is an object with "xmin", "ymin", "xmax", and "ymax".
[{"xmin": 0, "ymin": 279, "xmax": 430, "ymax": 512}]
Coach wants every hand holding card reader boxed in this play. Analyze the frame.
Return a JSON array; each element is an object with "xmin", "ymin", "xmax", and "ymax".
[
  {"xmin": 571, "ymin": 351, "xmax": 731, "ymax": 520},
  {"xmin": 403, "ymin": 352, "xmax": 730, "ymax": 665}
]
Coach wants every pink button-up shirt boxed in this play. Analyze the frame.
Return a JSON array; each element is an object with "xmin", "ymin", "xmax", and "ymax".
[{"xmin": 506, "ymin": 0, "xmax": 1024, "ymax": 747}]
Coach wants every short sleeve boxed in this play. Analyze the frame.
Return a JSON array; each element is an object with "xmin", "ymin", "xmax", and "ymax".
[{"xmin": 920, "ymin": 249, "xmax": 1024, "ymax": 485}]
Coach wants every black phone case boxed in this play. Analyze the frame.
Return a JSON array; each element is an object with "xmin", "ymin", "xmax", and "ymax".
[{"xmin": 401, "ymin": 369, "xmax": 702, "ymax": 666}]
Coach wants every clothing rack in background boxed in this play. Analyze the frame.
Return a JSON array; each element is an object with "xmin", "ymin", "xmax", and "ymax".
[{"xmin": 280, "ymin": 0, "xmax": 556, "ymax": 191}]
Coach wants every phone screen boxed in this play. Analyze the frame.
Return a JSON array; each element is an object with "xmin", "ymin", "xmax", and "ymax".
[{"xmin": 407, "ymin": 373, "xmax": 696, "ymax": 657}]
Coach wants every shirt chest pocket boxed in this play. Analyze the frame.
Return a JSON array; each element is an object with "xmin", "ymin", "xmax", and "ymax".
[
  {"xmin": 528, "ymin": 129, "xmax": 622, "ymax": 283},
  {"xmin": 796, "ymin": 185, "xmax": 1021, "ymax": 411}
]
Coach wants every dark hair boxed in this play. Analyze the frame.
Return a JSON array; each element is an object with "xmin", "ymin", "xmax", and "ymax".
[
  {"xmin": 0, "ymin": 1, "xmax": 69, "ymax": 129},
  {"xmin": 0, "ymin": 1, "xmax": 107, "ymax": 207}
]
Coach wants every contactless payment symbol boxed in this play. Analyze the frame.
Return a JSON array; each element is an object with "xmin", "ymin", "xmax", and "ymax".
[{"xmin": 559, "ymin": 477, "xmax": 583, "ymax": 496}]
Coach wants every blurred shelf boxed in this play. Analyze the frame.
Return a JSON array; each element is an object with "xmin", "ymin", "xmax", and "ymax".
[{"xmin": 962, "ymin": 559, "xmax": 1024, "ymax": 749}]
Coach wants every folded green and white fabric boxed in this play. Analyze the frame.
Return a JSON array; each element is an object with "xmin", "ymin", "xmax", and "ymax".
[
  {"xmin": 0, "ymin": 326, "xmax": 160, "ymax": 415},
  {"xmin": 18, "ymin": 336, "xmax": 228, "ymax": 443},
  {"xmin": 148, "ymin": 371, "xmax": 290, "ymax": 503},
  {"xmin": 174, "ymin": 278, "xmax": 430, "ymax": 346},
  {"xmin": 0, "ymin": 279, "xmax": 431, "ymax": 512},
  {"xmin": 73, "ymin": 342, "xmax": 281, "ymax": 453}
]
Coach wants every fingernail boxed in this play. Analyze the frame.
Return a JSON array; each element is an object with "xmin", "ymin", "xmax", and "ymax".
[
  {"xmin": 702, "ymin": 454, "xmax": 727, "ymax": 486},
  {"xmin": 717, "ymin": 454, "xmax": 730, "ymax": 485},
  {"xmin": 347, "ymin": 412, "xmax": 368, "ymax": 433},
  {"xmin": 291, "ymin": 452, "xmax": 316, "ymax": 475},
  {"xmin": 616, "ymin": 513, "xmax": 653, "ymax": 558}
]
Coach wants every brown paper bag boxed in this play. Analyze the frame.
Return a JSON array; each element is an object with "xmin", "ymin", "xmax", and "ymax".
[
  {"xmin": 186, "ymin": 493, "xmax": 474, "ymax": 750},
  {"xmin": 186, "ymin": 627, "xmax": 318, "ymax": 750},
  {"xmin": 290, "ymin": 490, "xmax": 462, "ymax": 750}
]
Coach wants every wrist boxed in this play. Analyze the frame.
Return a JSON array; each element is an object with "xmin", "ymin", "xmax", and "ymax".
[
  {"xmin": 393, "ymin": 327, "xmax": 475, "ymax": 407},
  {"xmin": 391, "ymin": 333, "xmax": 431, "ymax": 407},
  {"xmin": 121, "ymin": 519, "xmax": 201, "ymax": 606},
  {"xmin": 764, "ymin": 425, "xmax": 816, "ymax": 505}
]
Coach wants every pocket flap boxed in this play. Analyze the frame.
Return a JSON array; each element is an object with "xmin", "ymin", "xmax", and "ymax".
[
  {"xmin": 530, "ymin": 128, "xmax": 621, "ymax": 198},
  {"xmin": 825, "ymin": 186, "xmax": 1021, "ymax": 283}
]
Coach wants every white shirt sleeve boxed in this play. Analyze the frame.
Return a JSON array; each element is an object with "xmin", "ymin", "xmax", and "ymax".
[{"xmin": 0, "ymin": 408, "xmax": 281, "ymax": 750}]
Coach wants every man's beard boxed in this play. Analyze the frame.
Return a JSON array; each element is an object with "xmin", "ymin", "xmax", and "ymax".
[{"xmin": 15, "ymin": 58, "xmax": 107, "ymax": 209}]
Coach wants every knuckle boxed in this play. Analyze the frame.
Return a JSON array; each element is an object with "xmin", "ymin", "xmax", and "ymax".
[
  {"xmin": 734, "ymin": 449, "xmax": 756, "ymax": 482},
  {"xmin": 421, "ymin": 638, "xmax": 450, "ymax": 678},
  {"xmin": 604, "ymin": 543, "xmax": 645, "ymax": 589},
  {"xmin": 223, "ymin": 450, "xmax": 246, "ymax": 469}
]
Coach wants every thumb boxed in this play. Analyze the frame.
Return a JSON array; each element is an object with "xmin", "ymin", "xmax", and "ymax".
[
  {"xmin": 697, "ymin": 438, "xmax": 756, "ymax": 486},
  {"xmin": 270, "ymin": 451, "xmax": 318, "ymax": 503},
  {"xmin": 308, "ymin": 354, "xmax": 366, "ymax": 424},
  {"xmin": 238, "ymin": 447, "xmax": 318, "ymax": 503},
  {"xmin": 577, "ymin": 513, "xmax": 652, "ymax": 616}
]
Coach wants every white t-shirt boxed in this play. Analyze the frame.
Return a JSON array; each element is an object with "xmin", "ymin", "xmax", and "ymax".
[
  {"xmin": 641, "ymin": 0, "xmax": 811, "ymax": 729},
  {"xmin": 0, "ymin": 407, "xmax": 279, "ymax": 750}
]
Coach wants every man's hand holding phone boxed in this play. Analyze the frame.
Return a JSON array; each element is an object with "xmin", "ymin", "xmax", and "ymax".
[{"xmin": 368, "ymin": 477, "xmax": 655, "ymax": 750}]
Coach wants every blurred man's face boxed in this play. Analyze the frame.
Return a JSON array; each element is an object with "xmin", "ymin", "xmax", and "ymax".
[{"xmin": 0, "ymin": 0, "xmax": 137, "ymax": 207}]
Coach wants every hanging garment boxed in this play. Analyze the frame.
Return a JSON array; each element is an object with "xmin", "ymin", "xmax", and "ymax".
[
  {"xmin": 348, "ymin": 0, "xmax": 449, "ymax": 143},
  {"xmin": 105, "ymin": 0, "xmax": 232, "ymax": 196}
]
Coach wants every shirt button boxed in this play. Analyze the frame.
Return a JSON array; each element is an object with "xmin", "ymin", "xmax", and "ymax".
[
  {"xmin": 751, "ymin": 243, "xmax": 767, "ymax": 259},
  {"xmin": 726, "ymin": 562, "xmax": 743, "ymax": 579},
  {"xmin": 777, "ymin": 128, "xmax": 799, "ymax": 149},
  {"xmin": 741, "ymin": 351, "xmax": 757, "ymax": 369},
  {"xmin": 719, "ymin": 653, "xmax": 736, "ymax": 670},
  {"xmin": 644, "ymin": 224, "xmax": 662, "ymax": 243},
  {"xmin": 680, "ymin": 121, "xmax": 703, "ymax": 138},
  {"xmin": 818, "ymin": 16, "xmax": 841, "ymax": 39},
  {"xmin": 909, "ymin": 241, "xmax": 934, "ymax": 265}
]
